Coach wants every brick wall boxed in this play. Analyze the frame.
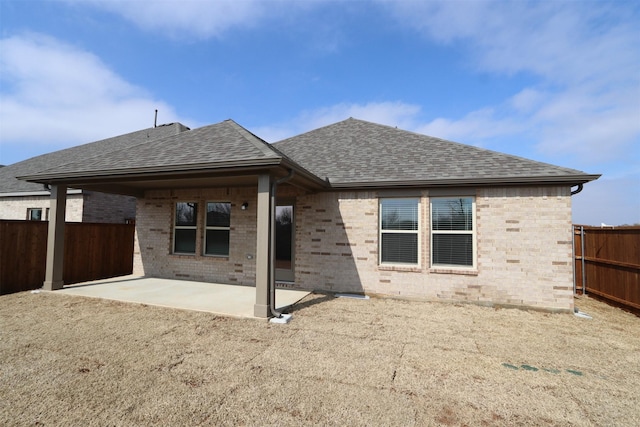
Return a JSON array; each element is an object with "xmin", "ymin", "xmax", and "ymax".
[
  {"xmin": 134, "ymin": 187, "xmax": 262, "ymax": 285},
  {"xmin": 0, "ymin": 194, "xmax": 84, "ymax": 222},
  {"xmin": 81, "ymin": 191, "xmax": 136, "ymax": 223},
  {"xmin": 134, "ymin": 185, "xmax": 574, "ymax": 312},
  {"xmin": 294, "ymin": 186, "xmax": 574, "ymax": 312},
  {"xmin": 0, "ymin": 191, "xmax": 134, "ymax": 223}
]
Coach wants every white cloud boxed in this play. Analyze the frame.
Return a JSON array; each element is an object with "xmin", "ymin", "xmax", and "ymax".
[
  {"xmin": 0, "ymin": 33, "xmax": 189, "ymax": 163},
  {"xmin": 64, "ymin": 0, "xmax": 285, "ymax": 39},
  {"xmin": 252, "ymin": 101, "xmax": 421, "ymax": 142},
  {"xmin": 510, "ymin": 88, "xmax": 546, "ymax": 114},
  {"xmin": 381, "ymin": 0, "xmax": 640, "ymax": 166},
  {"xmin": 572, "ymin": 173, "xmax": 640, "ymax": 226},
  {"xmin": 415, "ymin": 108, "xmax": 521, "ymax": 146}
]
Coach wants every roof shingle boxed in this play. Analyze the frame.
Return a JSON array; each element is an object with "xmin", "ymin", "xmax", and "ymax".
[
  {"xmin": 1, "ymin": 123, "xmax": 188, "ymax": 194},
  {"xmin": 12, "ymin": 117, "xmax": 598, "ymax": 190},
  {"xmin": 29, "ymin": 120, "xmax": 280, "ymax": 178},
  {"xmin": 274, "ymin": 118, "xmax": 596, "ymax": 186}
]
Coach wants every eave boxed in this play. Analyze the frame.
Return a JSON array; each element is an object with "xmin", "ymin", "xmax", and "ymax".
[
  {"xmin": 326, "ymin": 174, "xmax": 602, "ymax": 190},
  {"xmin": 17, "ymin": 158, "xmax": 328, "ymax": 197},
  {"xmin": 0, "ymin": 189, "xmax": 83, "ymax": 198}
]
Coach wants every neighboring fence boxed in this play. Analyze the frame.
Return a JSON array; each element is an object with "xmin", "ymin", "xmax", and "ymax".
[
  {"xmin": 574, "ymin": 225, "xmax": 640, "ymax": 314},
  {"xmin": 0, "ymin": 220, "xmax": 135, "ymax": 295}
]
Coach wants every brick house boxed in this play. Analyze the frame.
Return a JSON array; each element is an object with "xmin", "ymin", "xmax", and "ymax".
[
  {"xmin": 19, "ymin": 118, "xmax": 599, "ymax": 317},
  {"xmin": 1, "ymin": 123, "xmax": 189, "ymax": 223}
]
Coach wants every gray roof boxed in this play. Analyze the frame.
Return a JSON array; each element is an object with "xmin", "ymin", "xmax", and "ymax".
[
  {"xmin": 274, "ymin": 118, "xmax": 598, "ymax": 187},
  {"xmin": 14, "ymin": 117, "xmax": 598, "ymax": 191},
  {"xmin": 1, "ymin": 123, "xmax": 189, "ymax": 194},
  {"xmin": 29, "ymin": 120, "xmax": 283, "ymax": 179}
]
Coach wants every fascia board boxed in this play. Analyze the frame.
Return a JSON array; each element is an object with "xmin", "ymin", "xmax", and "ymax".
[
  {"xmin": 0, "ymin": 189, "xmax": 83, "ymax": 197},
  {"xmin": 327, "ymin": 174, "xmax": 602, "ymax": 189},
  {"xmin": 279, "ymin": 158, "xmax": 329, "ymax": 188},
  {"xmin": 17, "ymin": 158, "xmax": 284, "ymax": 183}
]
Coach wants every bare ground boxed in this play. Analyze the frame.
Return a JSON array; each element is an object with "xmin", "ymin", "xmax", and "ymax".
[{"xmin": 1, "ymin": 291, "xmax": 638, "ymax": 426}]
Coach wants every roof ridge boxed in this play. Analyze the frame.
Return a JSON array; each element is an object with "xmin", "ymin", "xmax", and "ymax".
[
  {"xmin": 273, "ymin": 117, "xmax": 355, "ymax": 145},
  {"xmin": 223, "ymin": 119, "xmax": 281, "ymax": 159}
]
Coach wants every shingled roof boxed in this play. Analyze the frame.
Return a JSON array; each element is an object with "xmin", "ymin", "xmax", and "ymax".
[
  {"xmin": 16, "ymin": 117, "xmax": 598, "ymax": 191},
  {"xmin": 1, "ymin": 123, "xmax": 188, "ymax": 195},
  {"xmin": 27, "ymin": 120, "xmax": 284, "ymax": 180},
  {"xmin": 274, "ymin": 118, "xmax": 598, "ymax": 187}
]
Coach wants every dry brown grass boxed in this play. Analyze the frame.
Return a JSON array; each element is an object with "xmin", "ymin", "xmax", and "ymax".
[{"xmin": 1, "ymin": 291, "xmax": 638, "ymax": 426}]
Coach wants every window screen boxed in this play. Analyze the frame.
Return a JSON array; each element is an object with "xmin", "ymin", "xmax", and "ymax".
[
  {"xmin": 431, "ymin": 198, "xmax": 475, "ymax": 267},
  {"xmin": 205, "ymin": 202, "xmax": 230, "ymax": 256},
  {"xmin": 380, "ymin": 198, "xmax": 419, "ymax": 264},
  {"xmin": 27, "ymin": 208, "xmax": 43, "ymax": 221},
  {"xmin": 174, "ymin": 202, "xmax": 197, "ymax": 254}
]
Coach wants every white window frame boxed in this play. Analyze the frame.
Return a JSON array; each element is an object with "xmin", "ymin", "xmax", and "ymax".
[
  {"xmin": 173, "ymin": 202, "xmax": 198, "ymax": 254},
  {"xmin": 27, "ymin": 208, "xmax": 43, "ymax": 221},
  {"xmin": 379, "ymin": 198, "xmax": 421, "ymax": 266},
  {"xmin": 203, "ymin": 201, "xmax": 231, "ymax": 257},
  {"xmin": 430, "ymin": 197, "xmax": 477, "ymax": 269}
]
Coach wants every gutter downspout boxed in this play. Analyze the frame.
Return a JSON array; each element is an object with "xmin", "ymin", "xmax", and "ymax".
[
  {"xmin": 269, "ymin": 169, "xmax": 295, "ymax": 318},
  {"xmin": 580, "ymin": 225, "xmax": 586, "ymax": 295},
  {"xmin": 572, "ymin": 225, "xmax": 576, "ymax": 295},
  {"xmin": 569, "ymin": 184, "xmax": 586, "ymax": 295}
]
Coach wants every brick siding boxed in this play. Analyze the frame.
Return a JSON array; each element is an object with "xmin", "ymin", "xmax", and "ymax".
[
  {"xmin": 0, "ymin": 194, "xmax": 84, "ymax": 221},
  {"xmin": 134, "ymin": 187, "xmax": 261, "ymax": 285},
  {"xmin": 134, "ymin": 185, "xmax": 574, "ymax": 312},
  {"xmin": 81, "ymin": 191, "xmax": 136, "ymax": 223},
  {"xmin": 0, "ymin": 191, "xmax": 136, "ymax": 223}
]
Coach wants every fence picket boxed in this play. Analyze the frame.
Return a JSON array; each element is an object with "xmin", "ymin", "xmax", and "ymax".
[
  {"xmin": 573, "ymin": 225, "xmax": 640, "ymax": 314},
  {"xmin": 0, "ymin": 220, "xmax": 135, "ymax": 295}
]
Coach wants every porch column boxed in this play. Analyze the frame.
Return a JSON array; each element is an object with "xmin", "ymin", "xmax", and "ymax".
[
  {"xmin": 254, "ymin": 174, "xmax": 271, "ymax": 318},
  {"xmin": 43, "ymin": 184, "xmax": 67, "ymax": 291}
]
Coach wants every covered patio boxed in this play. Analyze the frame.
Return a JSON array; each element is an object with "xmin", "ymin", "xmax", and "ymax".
[
  {"xmin": 19, "ymin": 120, "xmax": 326, "ymax": 319},
  {"xmin": 57, "ymin": 275, "xmax": 311, "ymax": 319}
]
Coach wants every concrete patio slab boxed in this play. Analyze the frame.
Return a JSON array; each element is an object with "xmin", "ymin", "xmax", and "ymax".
[{"xmin": 57, "ymin": 275, "xmax": 310, "ymax": 319}]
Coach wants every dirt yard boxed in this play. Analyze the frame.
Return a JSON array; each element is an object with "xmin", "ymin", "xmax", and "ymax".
[{"xmin": 1, "ymin": 291, "xmax": 638, "ymax": 426}]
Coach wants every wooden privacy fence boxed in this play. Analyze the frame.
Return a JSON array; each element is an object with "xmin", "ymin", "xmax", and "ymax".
[
  {"xmin": 574, "ymin": 225, "xmax": 640, "ymax": 314},
  {"xmin": 0, "ymin": 220, "xmax": 135, "ymax": 295}
]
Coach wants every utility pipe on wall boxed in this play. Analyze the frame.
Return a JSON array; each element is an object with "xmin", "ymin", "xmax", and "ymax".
[
  {"xmin": 572, "ymin": 225, "xmax": 577, "ymax": 295},
  {"xmin": 580, "ymin": 225, "xmax": 587, "ymax": 295},
  {"xmin": 570, "ymin": 184, "xmax": 585, "ymax": 295}
]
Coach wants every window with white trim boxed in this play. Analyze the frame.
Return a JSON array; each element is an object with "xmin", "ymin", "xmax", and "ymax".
[
  {"xmin": 27, "ymin": 208, "xmax": 43, "ymax": 221},
  {"xmin": 431, "ymin": 197, "xmax": 475, "ymax": 268},
  {"xmin": 204, "ymin": 202, "xmax": 231, "ymax": 256},
  {"xmin": 174, "ymin": 202, "xmax": 198, "ymax": 254},
  {"xmin": 379, "ymin": 198, "xmax": 419, "ymax": 265}
]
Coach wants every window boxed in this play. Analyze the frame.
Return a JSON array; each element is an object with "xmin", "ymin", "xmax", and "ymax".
[
  {"xmin": 379, "ymin": 198, "xmax": 419, "ymax": 264},
  {"xmin": 431, "ymin": 197, "xmax": 475, "ymax": 268},
  {"xmin": 27, "ymin": 208, "xmax": 43, "ymax": 221},
  {"xmin": 174, "ymin": 202, "xmax": 197, "ymax": 254},
  {"xmin": 204, "ymin": 202, "xmax": 231, "ymax": 256}
]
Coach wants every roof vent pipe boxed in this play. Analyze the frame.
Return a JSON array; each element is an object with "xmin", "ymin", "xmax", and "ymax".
[{"xmin": 154, "ymin": 109, "xmax": 158, "ymax": 128}]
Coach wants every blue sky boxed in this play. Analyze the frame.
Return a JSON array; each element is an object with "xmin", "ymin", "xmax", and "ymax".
[{"xmin": 1, "ymin": 0, "xmax": 638, "ymax": 225}]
